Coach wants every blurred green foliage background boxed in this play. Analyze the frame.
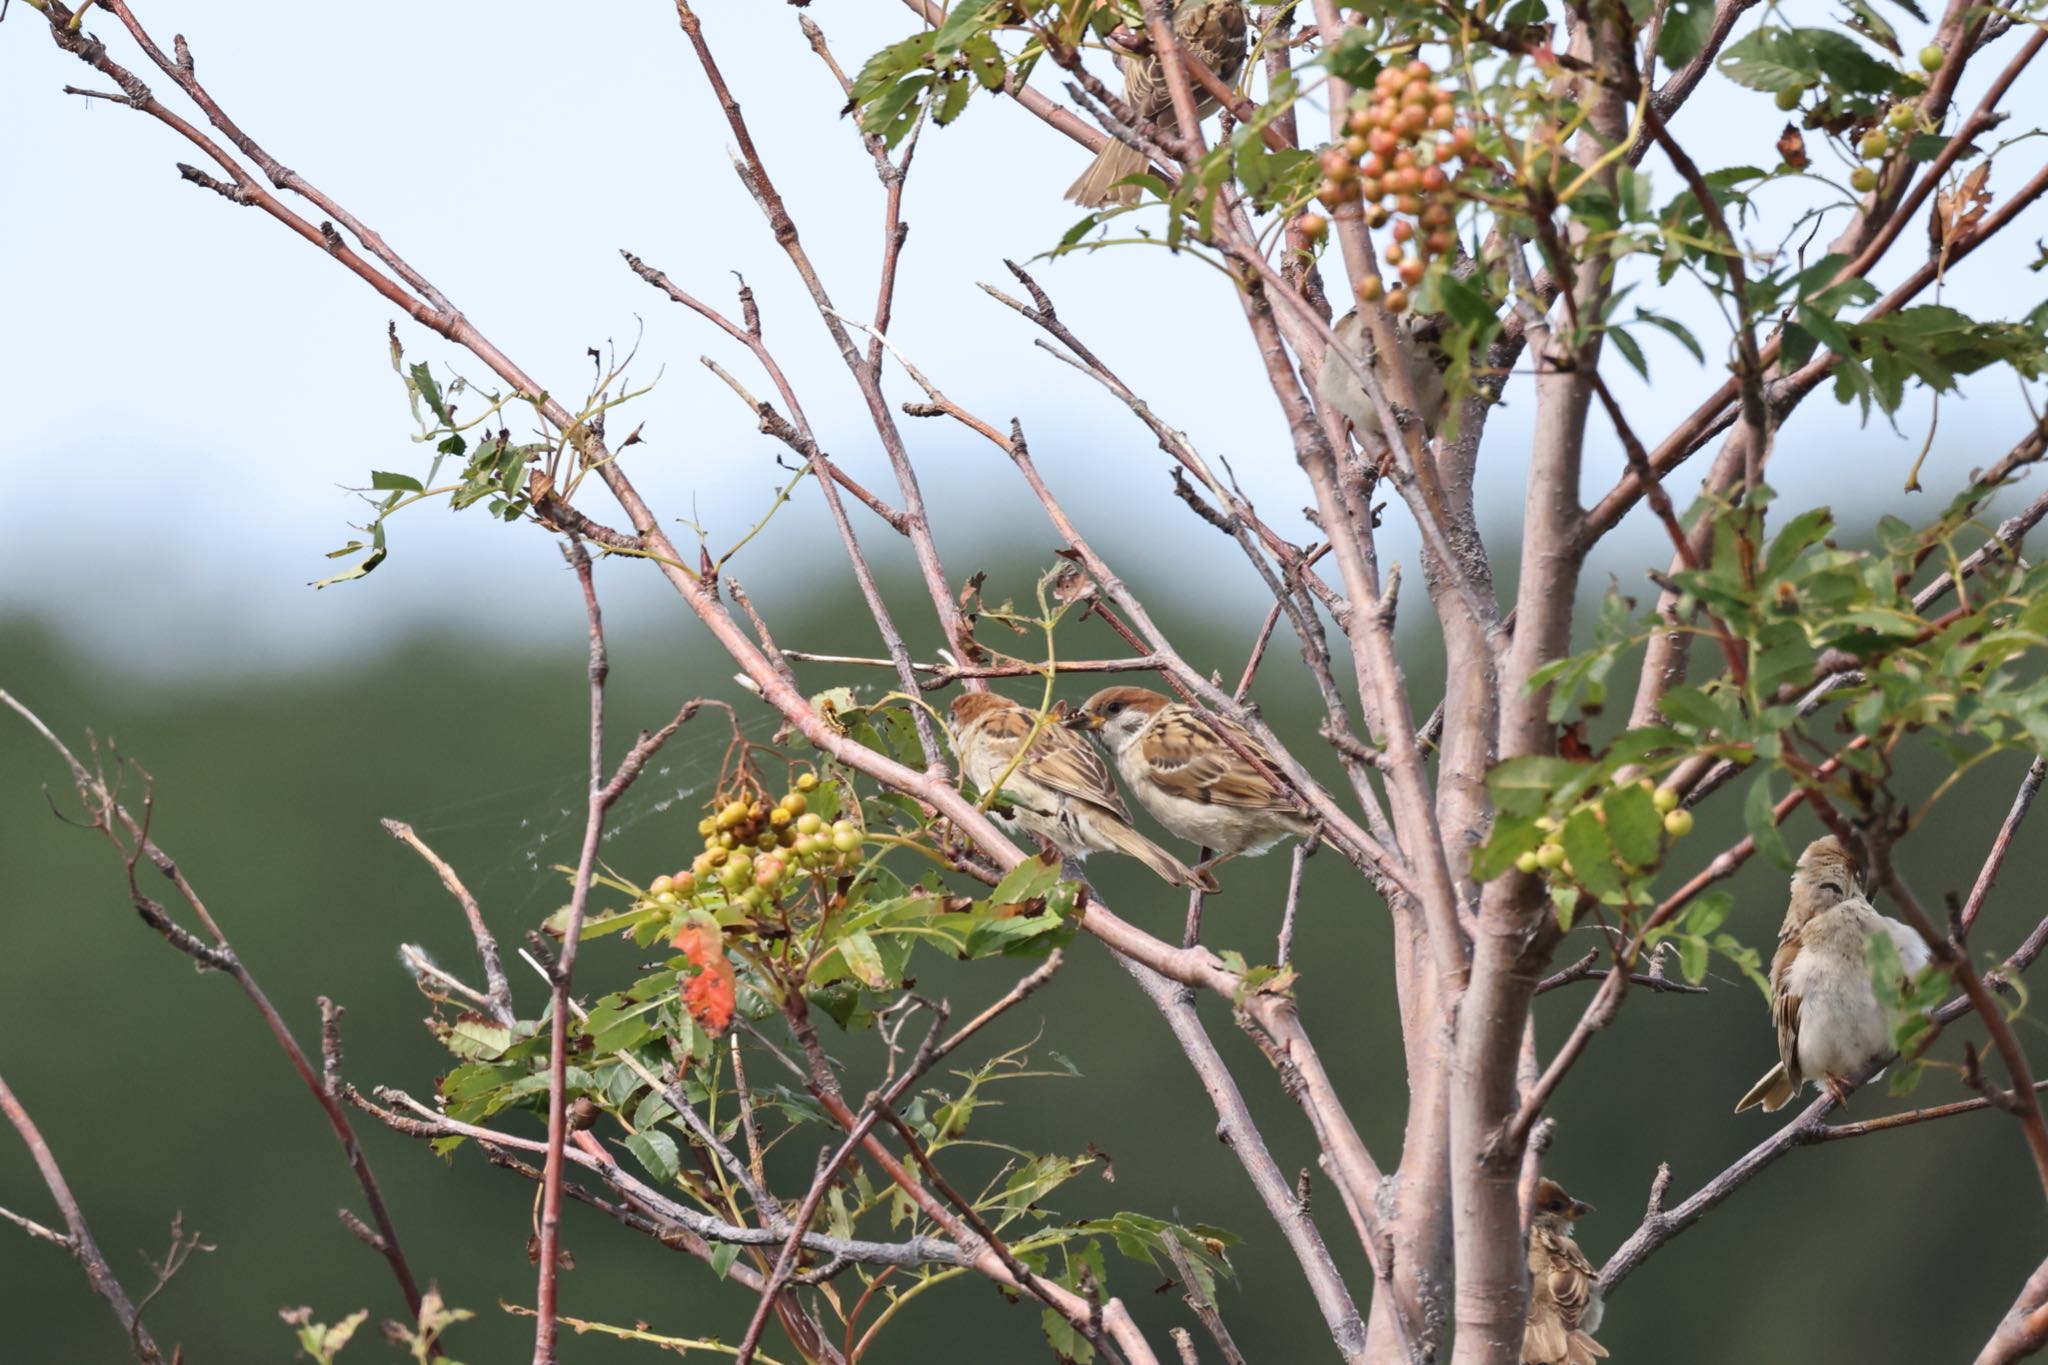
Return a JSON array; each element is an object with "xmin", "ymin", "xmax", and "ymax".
[{"xmin": 2, "ymin": 557, "xmax": 2043, "ymax": 1363}]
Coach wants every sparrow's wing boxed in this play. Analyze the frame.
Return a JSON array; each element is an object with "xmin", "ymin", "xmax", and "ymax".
[
  {"xmin": 1522, "ymin": 1238, "xmax": 1572, "ymax": 1365},
  {"xmin": 1770, "ymin": 931, "xmax": 1805, "ymax": 1085},
  {"xmin": 993, "ymin": 711, "xmax": 1136, "ymax": 822},
  {"xmin": 1137, "ymin": 708, "xmax": 1299, "ymax": 813},
  {"xmin": 1545, "ymin": 1237, "xmax": 1597, "ymax": 1326}
]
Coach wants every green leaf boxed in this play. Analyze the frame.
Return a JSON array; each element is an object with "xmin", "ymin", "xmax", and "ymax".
[
  {"xmin": 1604, "ymin": 783, "xmax": 1664, "ymax": 867},
  {"xmin": 1608, "ymin": 325, "xmax": 1649, "ymax": 379},
  {"xmin": 410, "ymin": 362, "xmax": 454, "ymax": 427},
  {"xmin": 992, "ymin": 854, "xmax": 1063, "ymax": 906},
  {"xmin": 625, "ymin": 1129, "xmax": 680, "ymax": 1184},
  {"xmin": 1716, "ymin": 28, "xmax": 1819, "ymax": 92},
  {"xmin": 709, "ymin": 1242, "xmax": 741, "ymax": 1280},
  {"xmin": 1473, "ymin": 816, "xmax": 1544, "ymax": 882},
  {"xmin": 1684, "ymin": 891, "xmax": 1733, "ymax": 937},
  {"xmin": 1657, "ymin": 0, "xmax": 1715, "ymax": 66},
  {"xmin": 1743, "ymin": 775, "xmax": 1793, "ymax": 869},
  {"xmin": 835, "ymin": 930, "xmax": 890, "ymax": 989},
  {"xmin": 1804, "ymin": 29, "xmax": 1899, "ymax": 94},
  {"xmin": 371, "ymin": 471, "xmax": 423, "ymax": 493},
  {"xmin": 1486, "ymin": 755, "xmax": 1584, "ymax": 816},
  {"xmin": 1561, "ymin": 807, "xmax": 1621, "ymax": 897},
  {"xmin": 1635, "ymin": 308, "xmax": 1705, "ymax": 363},
  {"xmin": 1677, "ymin": 932, "xmax": 1710, "ymax": 984}
]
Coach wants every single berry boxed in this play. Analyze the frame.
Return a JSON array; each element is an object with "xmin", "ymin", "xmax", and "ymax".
[
  {"xmin": 1652, "ymin": 786, "xmax": 1681, "ymax": 814},
  {"xmin": 1775, "ymin": 85, "xmax": 1805, "ymax": 112},
  {"xmin": 1850, "ymin": 165, "xmax": 1879, "ymax": 192},
  {"xmin": 1919, "ymin": 43, "xmax": 1945, "ymax": 72},
  {"xmin": 1515, "ymin": 850, "xmax": 1542, "ymax": 875},
  {"xmin": 1663, "ymin": 808, "xmax": 1695, "ymax": 837},
  {"xmin": 1385, "ymin": 287, "xmax": 1409, "ymax": 313}
]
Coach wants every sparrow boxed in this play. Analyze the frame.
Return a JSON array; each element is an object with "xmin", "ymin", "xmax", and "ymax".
[
  {"xmin": 947, "ymin": 691, "xmax": 1207, "ymax": 889},
  {"xmin": 1735, "ymin": 835, "xmax": 1932, "ymax": 1112},
  {"xmin": 1065, "ymin": 0, "xmax": 1248, "ymax": 208},
  {"xmin": 1315, "ymin": 309, "xmax": 1450, "ymax": 443},
  {"xmin": 1066, "ymin": 686, "xmax": 1312, "ymax": 870},
  {"xmin": 1522, "ymin": 1179, "xmax": 1606, "ymax": 1365}
]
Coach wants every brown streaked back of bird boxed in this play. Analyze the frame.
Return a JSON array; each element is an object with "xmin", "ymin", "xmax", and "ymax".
[
  {"xmin": 1139, "ymin": 707, "xmax": 1300, "ymax": 815},
  {"xmin": 950, "ymin": 692, "xmax": 1134, "ymax": 822}
]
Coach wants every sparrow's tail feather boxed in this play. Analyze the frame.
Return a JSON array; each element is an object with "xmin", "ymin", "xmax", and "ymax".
[
  {"xmin": 1735, "ymin": 1063, "xmax": 1795, "ymax": 1113},
  {"xmin": 1099, "ymin": 820, "xmax": 1215, "ymax": 892},
  {"xmin": 1065, "ymin": 141, "xmax": 1147, "ymax": 208}
]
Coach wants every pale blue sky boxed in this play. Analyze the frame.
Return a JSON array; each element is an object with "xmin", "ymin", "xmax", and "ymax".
[{"xmin": 1, "ymin": 2, "xmax": 2038, "ymax": 678}]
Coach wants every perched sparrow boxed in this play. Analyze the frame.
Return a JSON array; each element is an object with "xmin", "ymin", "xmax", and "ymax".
[
  {"xmin": 1735, "ymin": 835, "xmax": 1932, "ymax": 1112},
  {"xmin": 1066, "ymin": 686, "xmax": 1312, "ymax": 870},
  {"xmin": 1065, "ymin": 0, "xmax": 1248, "ymax": 208},
  {"xmin": 947, "ymin": 691, "xmax": 1206, "ymax": 889},
  {"xmin": 1315, "ymin": 309, "xmax": 1450, "ymax": 442},
  {"xmin": 1522, "ymin": 1179, "xmax": 1606, "ymax": 1365}
]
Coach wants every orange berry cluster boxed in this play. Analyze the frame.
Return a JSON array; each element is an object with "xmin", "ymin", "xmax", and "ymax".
[
  {"xmin": 1314, "ymin": 59, "xmax": 1475, "ymax": 313},
  {"xmin": 643, "ymin": 772, "xmax": 864, "ymax": 916}
]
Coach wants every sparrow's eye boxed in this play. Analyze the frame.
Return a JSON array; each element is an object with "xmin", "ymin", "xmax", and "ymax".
[
  {"xmin": 1543, "ymin": 1198, "xmax": 1565, "ymax": 1212},
  {"xmin": 1107, "ymin": 701, "xmax": 1124, "ymax": 715}
]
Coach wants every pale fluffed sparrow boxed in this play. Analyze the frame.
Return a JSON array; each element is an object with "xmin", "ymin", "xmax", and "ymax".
[
  {"xmin": 1065, "ymin": 0, "xmax": 1248, "ymax": 208},
  {"xmin": 1735, "ymin": 835, "xmax": 1932, "ymax": 1112},
  {"xmin": 1066, "ymin": 686, "xmax": 1312, "ymax": 873},
  {"xmin": 1314, "ymin": 309, "xmax": 1450, "ymax": 443},
  {"xmin": 947, "ymin": 691, "xmax": 1207, "ymax": 889},
  {"xmin": 1522, "ymin": 1179, "xmax": 1606, "ymax": 1365}
]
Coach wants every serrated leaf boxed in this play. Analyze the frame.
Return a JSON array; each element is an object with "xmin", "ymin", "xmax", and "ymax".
[
  {"xmin": 410, "ymin": 362, "xmax": 454, "ymax": 427},
  {"xmin": 836, "ymin": 930, "xmax": 890, "ymax": 989},
  {"xmin": 992, "ymin": 855, "xmax": 1062, "ymax": 906},
  {"xmin": 1604, "ymin": 783, "xmax": 1664, "ymax": 867},
  {"xmin": 1561, "ymin": 807, "xmax": 1622, "ymax": 897},
  {"xmin": 625, "ymin": 1129, "xmax": 679, "ymax": 1184}
]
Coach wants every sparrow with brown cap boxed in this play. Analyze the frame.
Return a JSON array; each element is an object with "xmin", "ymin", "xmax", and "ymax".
[
  {"xmin": 948, "ymin": 691, "xmax": 1208, "ymax": 889},
  {"xmin": 1523, "ymin": 1179, "xmax": 1606, "ymax": 1365},
  {"xmin": 1736, "ymin": 834, "xmax": 1932, "ymax": 1112},
  {"xmin": 1065, "ymin": 0, "xmax": 1248, "ymax": 208},
  {"xmin": 1066, "ymin": 686, "xmax": 1313, "ymax": 874}
]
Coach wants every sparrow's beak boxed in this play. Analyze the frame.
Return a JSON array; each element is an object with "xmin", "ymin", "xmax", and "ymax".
[
  {"xmin": 1569, "ymin": 1198, "xmax": 1595, "ymax": 1220},
  {"xmin": 1063, "ymin": 710, "xmax": 1102, "ymax": 731}
]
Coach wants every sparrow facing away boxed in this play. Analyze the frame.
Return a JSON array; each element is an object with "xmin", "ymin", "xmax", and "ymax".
[
  {"xmin": 1735, "ymin": 835, "xmax": 1933, "ymax": 1112},
  {"xmin": 947, "ymin": 691, "xmax": 1206, "ymax": 889},
  {"xmin": 1314, "ymin": 309, "xmax": 1450, "ymax": 443},
  {"xmin": 1522, "ymin": 1179, "xmax": 1607, "ymax": 1365},
  {"xmin": 1064, "ymin": 0, "xmax": 1248, "ymax": 208},
  {"xmin": 1066, "ymin": 686, "xmax": 1312, "ymax": 869}
]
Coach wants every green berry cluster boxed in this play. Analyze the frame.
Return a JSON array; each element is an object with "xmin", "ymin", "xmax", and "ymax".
[{"xmin": 640, "ymin": 772, "xmax": 865, "ymax": 916}]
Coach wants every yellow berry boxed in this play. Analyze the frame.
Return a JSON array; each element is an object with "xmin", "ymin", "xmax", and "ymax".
[
  {"xmin": 1663, "ymin": 809, "xmax": 1695, "ymax": 837},
  {"xmin": 1515, "ymin": 850, "xmax": 1542, "ymax": 875},
  {"xmin": 1536, "ymin": 843, "xmax": 1568, "ymax": 870},
  {"xmin": 1652, "ymin": 786, "xmax": 1681, "ymax": 815}
]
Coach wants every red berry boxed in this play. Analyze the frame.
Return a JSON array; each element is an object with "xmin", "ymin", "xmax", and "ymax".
[
  {"xmin": 1321, "ymin": 147, "xmax": 1356, "ymax": 179},
  {"xmin": 1392, "ymin": 218, "xmax": 1414, "ymax": 241},
  {"xmin": 1298, "ymin": 212, "xmax": 1329, "ymax": 243},
  {"xmin": 1399, "ymin": 258, "xmax": 1425, "ymax": 286},
  {"xmin": 1385, "ymin": 287, "xmax": 1410, "ymax": 313},
  {"xmin": 1356, "ymin": 275, "xmax": 1384, "ymax": 302},
  {"xmin": 1420, "ymin": 166, "xmax": 1449, "ymax": 192}
]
